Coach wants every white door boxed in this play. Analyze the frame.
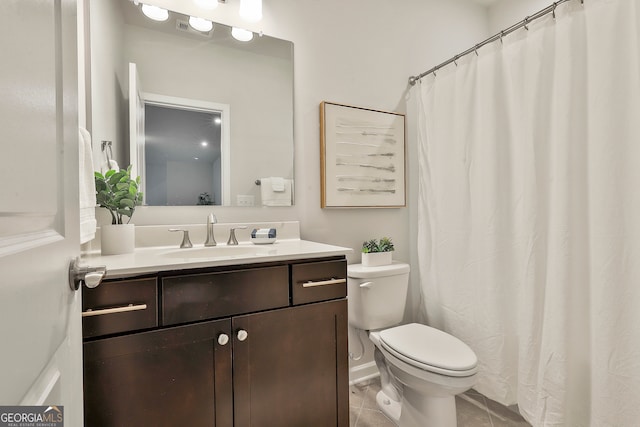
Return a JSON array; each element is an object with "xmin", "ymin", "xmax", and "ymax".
[
  {"xmin": 129, "ymin": 62, "xmax": 146, "ymax": 198},
  {"xmin": 0, "ymin": 0, "xmax": 83, "ymax": 425}
]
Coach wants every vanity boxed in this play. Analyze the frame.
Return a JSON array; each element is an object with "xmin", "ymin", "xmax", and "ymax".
[{"xmin": 81, "ymin": 233, "xmax": 351, "ymax": 426}]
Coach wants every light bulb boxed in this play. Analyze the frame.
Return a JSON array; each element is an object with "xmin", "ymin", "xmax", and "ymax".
[
  {"xmin": 141, "ymin": 4, "xmax": 169, "ymax": 22},
  {"xmin": 231, "ymin": 27, "xmax": 254, "ymax": 42},
  {"xmin": 189, "ymin": 16, "xmax": 214, "ymax": 32},
  {"xmin": 193, "ymin": 0, "xmax": 218, "ymax": 10},
  {"xmin": 239, "ymin": 0, "xmax": 262, "ymax": 22}
]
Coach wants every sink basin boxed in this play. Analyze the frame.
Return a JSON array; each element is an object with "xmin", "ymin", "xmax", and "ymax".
[{"xmin": 162, "ymin": 245, "xmax": 271, "ymax": 259}]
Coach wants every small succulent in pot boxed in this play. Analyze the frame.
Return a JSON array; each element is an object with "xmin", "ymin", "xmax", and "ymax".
[
  {"xmin": 95, "ymin": 166, "xmax": 143, "ymax": 225},
  {"xmin": 361, "ymin": 237, "xmax": 395, "ymax": 253}
]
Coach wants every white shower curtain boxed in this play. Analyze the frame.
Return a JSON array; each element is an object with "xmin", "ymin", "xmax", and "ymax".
[{"xmin": 416, "ymin": 0, "xmax": 640, "ymax": 425}]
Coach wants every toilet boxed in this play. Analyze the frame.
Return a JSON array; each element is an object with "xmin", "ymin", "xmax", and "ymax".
[{"xmin": 347, "ymin": 262, "xmax": 478, "ymax": 427}]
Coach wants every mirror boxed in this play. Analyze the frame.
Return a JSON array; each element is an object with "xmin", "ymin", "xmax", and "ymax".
[{"xmin": 89, "ymin": 0, "xmax": 294, "ymax": 207}]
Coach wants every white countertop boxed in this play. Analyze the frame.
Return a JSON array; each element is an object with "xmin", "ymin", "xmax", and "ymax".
[{"xmin": 82, "ymin": 239, "xmax": 352, "ymax": 279}]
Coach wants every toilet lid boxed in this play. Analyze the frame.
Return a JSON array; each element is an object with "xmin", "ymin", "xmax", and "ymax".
[{"xmin": 379, "ymin": 323, "xmax": 477, "ymax": 374}]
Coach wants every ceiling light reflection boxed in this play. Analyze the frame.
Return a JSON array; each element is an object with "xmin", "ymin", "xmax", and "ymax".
[
  {"xmin": 141, "ymin": 4, "xmax": 169, "ymax": 21},
  {"xmin": 231, "ymin": 27, "xmax": 253, "ymax": 42},
  {"xmin": 189, "ymin": 16, "xmax": 214, "ymax": 32}
]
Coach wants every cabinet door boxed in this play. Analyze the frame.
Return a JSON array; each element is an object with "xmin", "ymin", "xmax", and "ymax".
[
  {"xmin": 83, "ymin": 319, "xmax": 233, "ymax": 427},
  {"xmin": 233, "ymin": 299, "xmax": 349, "ymax": 427}
]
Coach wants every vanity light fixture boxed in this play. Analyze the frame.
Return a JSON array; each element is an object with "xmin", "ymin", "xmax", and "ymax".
[
  {"xmin": 239, "ymin": 0, "xmax": 262, "ymax": 22},
  {"xmin": 189, "ymin": 16, "xmax": 214, "ymax": 32},
  {"xmin": 193, "ymin": 0, "xmax": 219, "ymax": 10},
  {"xmin": 141, "ymin": 4, "xmax": 169, "ymax": 21},
  {"xmin": 201, "ymin": 141, "xmax": 209, "ymax": 147},
  {"xmin": 231, "ymin": 27, "xmax": 253, "ymax": 42}
]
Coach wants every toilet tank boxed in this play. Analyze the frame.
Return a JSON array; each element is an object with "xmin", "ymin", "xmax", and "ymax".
[{"xmin": 347, "ymin": 262, "xmax": 410, "ymax": 330}]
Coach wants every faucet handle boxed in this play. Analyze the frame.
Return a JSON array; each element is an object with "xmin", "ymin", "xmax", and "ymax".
[
  {"xmin": 169, "ymin": 229, "xmax": 193, "ymax": 248},
  {"xmin": 227, "ymin": 226, "xmax": 248, "ymax": 246}
]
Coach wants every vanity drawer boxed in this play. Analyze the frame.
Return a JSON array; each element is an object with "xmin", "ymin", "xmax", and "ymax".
[
  {"xmin": 162, "ymin": 265, "xmax": 289, "ymax": 326},
  {"xmin": 291, "ymin": 259, "xmax": 347, "ymax": 305},
  {"xmin": 82, "ymin": 277, "xmax": 158, "ymax": 339}
]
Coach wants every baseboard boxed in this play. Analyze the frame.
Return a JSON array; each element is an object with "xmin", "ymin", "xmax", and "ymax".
[{"xmin": 349, "ymin": 361, "xmax": 379, "ymax": 385}]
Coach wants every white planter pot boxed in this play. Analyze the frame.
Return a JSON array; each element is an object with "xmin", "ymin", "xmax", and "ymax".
[
  {"xmin": 362, "ymin": 251, "xmax": 392, "ymax": 267},
  {"xmin": 101, "ymin": 224, "xmax": 135, "ymax": 255}
]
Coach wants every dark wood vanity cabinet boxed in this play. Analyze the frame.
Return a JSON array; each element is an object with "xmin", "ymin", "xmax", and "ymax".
[
  {"xmin": 83, "ymin": 319, "xmax": 233, "ymax": 426},
  {"xmin": 82, "ymin": 257, "xmax": 348, "ymax": 427},
  {"xmin": 232, "ymin": 299, "xmax": 348, "ymax": 427}
]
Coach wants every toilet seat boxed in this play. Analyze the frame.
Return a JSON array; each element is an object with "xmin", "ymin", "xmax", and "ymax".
[{"xmin": 379, "ymin": 323, "xmax": 478, "ymax": 377}]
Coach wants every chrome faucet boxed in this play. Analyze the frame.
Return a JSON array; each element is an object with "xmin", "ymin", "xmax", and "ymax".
[
  {"xmin": 227, "ymin": 226, "xmax": 247, "ymax": 245},
  {"xmin": 204, "ymin": 213, "xmax": 217, "ymax": 247}
]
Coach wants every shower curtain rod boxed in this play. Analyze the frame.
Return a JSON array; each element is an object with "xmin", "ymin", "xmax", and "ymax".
[{"xmin": 408, "ymin": 0, "xmax": 583, "ymax": 85}]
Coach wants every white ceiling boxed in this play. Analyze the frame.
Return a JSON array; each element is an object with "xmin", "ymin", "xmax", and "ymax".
[{"xmin": 467, "ymin": 0, "xmax": 499, "ymax": 6}]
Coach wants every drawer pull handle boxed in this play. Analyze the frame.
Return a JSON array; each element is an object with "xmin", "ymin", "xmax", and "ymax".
[
  {"xmin": 82, "ymin": 303, "xmax": 148, "ymax": 317},
  {"xmin": 302, "ymin": 278, "xmax": 346, "ymax": 288}
]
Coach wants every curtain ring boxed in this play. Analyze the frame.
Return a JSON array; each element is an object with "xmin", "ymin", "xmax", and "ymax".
[
  {"xmin": 453, "ymin": 55, "xmax": 458, "ymax": 67},
  {"xmin": 524, "ymin": 16, "xmax": 529, "ymax": 31},
  {"xmin": 552, "ymin": 2, "xmax": 557, "ymax": 19},
  {"xmin": 474, "ymin": 45, "xmax": 479, "ymax": 56},
  {"xmin": 432, "ymin": 68, "xmax": 437, "ymax": 77},
  {"xmin": 499, "ymin": 31, "xmax": 504, "ymax": 45}
]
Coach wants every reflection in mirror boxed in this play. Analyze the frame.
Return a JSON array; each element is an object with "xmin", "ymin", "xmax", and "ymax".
[
  {"xmin": 144, "ymin": 102, "xmax": 224, "ymax": 206},
  {"xmin": 89, "ymin": 0, "xmax": 294, "ymax": 206}
]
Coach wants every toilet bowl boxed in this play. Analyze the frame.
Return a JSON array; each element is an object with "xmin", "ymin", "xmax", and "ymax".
[{"xmin": 347, "ymin": 262, "xmax": 477, "ymax": 427}]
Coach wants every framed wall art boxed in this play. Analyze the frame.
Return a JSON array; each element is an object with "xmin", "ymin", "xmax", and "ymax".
[{"xmin": 320, "ymin": 101, "xmax": 406, "ymax": 208}]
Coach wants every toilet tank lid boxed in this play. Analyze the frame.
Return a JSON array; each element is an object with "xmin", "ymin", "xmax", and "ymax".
[{"xmin": 347, "ymin": 261, "xmax": 410, "ymax": 279}]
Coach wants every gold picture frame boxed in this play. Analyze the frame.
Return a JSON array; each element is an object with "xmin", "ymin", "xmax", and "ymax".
[{"xmin": 320, "ymin": 101, "xmax": 406, "ymax": 208}]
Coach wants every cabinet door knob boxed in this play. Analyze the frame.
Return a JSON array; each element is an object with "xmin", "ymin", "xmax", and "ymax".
[
  {"xmin": 236, "ymin": 329, "xmax": 248, "ymax": 342},
  {"xmin": 217, "ymin": 333, "xmax": 230, "ymax": 346}
]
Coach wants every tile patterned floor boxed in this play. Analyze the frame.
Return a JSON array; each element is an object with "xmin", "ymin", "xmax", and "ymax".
[{"xmin": 350, "ymin": 378, "xmax": 531, "ymax": 427}]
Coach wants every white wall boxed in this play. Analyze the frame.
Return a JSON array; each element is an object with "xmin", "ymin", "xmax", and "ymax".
[
  {"xmin": 101, "ymin": 0, "xmax": 490, "ymax": 375},
  {"xmin": 89, "ymin": 0, "xmax": 127, "ymax": 168},
  {"xmin": 488, "ymin": 0, "xmax": 552, "ymax": 32}
]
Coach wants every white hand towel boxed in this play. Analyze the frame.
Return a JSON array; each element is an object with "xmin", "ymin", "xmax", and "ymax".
[
  {"xmin": 260, "ymin": 177, "xmax": 293, "ymax": 206},
  {"xmin": 270, "ymin": 176, "xmax": 286, "ymax": 192},
  {"xmin": 79, "ymin": 127, "xmax": 97, "ymax": 244}
]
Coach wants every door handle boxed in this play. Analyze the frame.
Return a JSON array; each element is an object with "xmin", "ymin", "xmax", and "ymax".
[{"xmin": 69, "ymin": 257, "xmax": 107, "ymax": 291}]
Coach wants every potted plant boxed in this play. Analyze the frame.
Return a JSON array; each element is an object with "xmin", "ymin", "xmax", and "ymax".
[
  {"xmin": 95, "ymin": 166, "xmax": 143, "ymax": 255},
  {"xmin": 361, "ymin": 237, "xmax": 394, "ymax": 267}
]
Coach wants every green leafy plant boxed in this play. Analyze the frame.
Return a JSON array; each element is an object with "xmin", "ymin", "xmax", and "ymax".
[
  {"xmin": 95, "ymin": 166, "xmax": 143, "ymax": 225},
  {"xmin": 361, "ymin": 237, "xmax": 395, "ymax": 253}
]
